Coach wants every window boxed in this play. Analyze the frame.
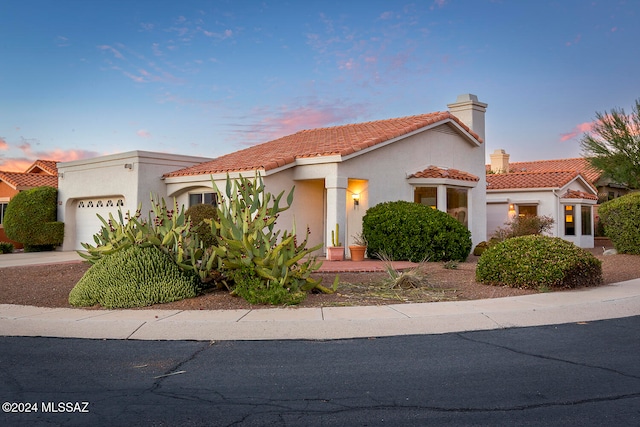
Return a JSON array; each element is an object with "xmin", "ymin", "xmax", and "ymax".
[
  {"xmin": 564, "ymin": 205, "xmax": 575, "ymax": 236},
  {"xmin": 413, "ymin": 186, "xmax": 468, "ymax": 227},
  {"xmin": 0, "ymin": 202, "xmax": 7, "ymax": 225},
  {"xmin": 189, "ymin": 192, "xmax": 217, "ymax": 207},
  {"xmin": 518, "ymin": 205, "xmax": 537, "ymax": 217},
  {"xmin": 447, "ymin": 187, "xmax": 468, "ymax": 227},
  {"xmin": 581, "ymin": 205, "xmax": 592, "ymax": 236},
  {"xmin": 414, "ymin": 187, "xmax": 437, "ymax": 209}
]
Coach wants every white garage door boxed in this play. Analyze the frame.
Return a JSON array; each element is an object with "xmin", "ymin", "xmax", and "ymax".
[{"xmin": 74, "ymin": 197, "xmax": 125, "ymax": 250}]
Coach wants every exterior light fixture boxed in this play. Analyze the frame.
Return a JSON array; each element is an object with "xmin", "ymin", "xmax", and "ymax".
[
  {"xmin": 352, "ymin": 193, "xmax": 360, "ymax": 207},
  {"xmin": 509, "ymin": 204, "xmax": 515, "ymax": 211},
  {"xmin": 124, "ymin": 163, "xmax": 133, "ymax": 170}
]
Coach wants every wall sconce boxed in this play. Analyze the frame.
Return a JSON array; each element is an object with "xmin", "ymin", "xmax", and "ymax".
[
  {"xmin": 124, "ymin": 163, "xmax": 133, "ymax": 170},
  {"xmin": 508, "ymin": 204, "xmax": 515, "ymax": 211},
  {"xmin": 352, "ymin": 193, "xmax": 360, "ymax": 207}
]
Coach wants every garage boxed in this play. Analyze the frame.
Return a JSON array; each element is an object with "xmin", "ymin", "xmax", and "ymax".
[{"xmin": 74, "ymin": 197, "xmax": 125, "ymax": 250}]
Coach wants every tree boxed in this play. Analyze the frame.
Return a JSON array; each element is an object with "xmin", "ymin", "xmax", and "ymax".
[{"xmin": 580, "ymin": 98, "xmax": 640, "ymax": 189}]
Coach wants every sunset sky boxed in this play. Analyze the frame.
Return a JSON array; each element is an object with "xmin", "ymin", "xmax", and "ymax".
[{"xmin": 1, "ymin": 0, "xmax": 638, "ymax": 172}]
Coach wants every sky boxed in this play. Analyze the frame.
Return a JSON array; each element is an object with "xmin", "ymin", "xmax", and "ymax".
[{"xmin": 1, "ymin": 0, "xmax": 639, "ymax": 172}]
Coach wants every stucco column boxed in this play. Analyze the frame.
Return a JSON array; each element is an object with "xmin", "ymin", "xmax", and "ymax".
[
  {"xmin": 437, "ymin": 185, "xmax": 447, "ymax": 213},
  {"xmin": 325, "ymin": 176, "xmax": 348, "ymax": 249}
]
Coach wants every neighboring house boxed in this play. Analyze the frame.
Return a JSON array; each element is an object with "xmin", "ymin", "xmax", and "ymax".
[
  {"xmin": 0, "ymin": 160, "xmax": 59, "ymax": 248},
  {"xmin": 486, "ymin": 149, "xmax": 599, "ymax": 248},
  {"xmin": 58, "ymin": 94, "xmax": 489, "ymax": 254}
]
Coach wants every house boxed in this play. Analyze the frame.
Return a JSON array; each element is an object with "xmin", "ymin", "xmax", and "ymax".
[
  {"xmin": 58, "ymin": 94, "xmax": 489, "ymax": 254},
  {"xmin": 0, "ymin": 160, "xmax": 59, "ymax": 248},
  {"xmin": 486, "ymin": 149, "xmax": 600, "ymax": 248}
]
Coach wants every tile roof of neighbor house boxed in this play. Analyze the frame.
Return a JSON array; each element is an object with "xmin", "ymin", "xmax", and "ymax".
[
  {"xmin": 0, "ymin": 172, "xmax": 58, "ymax": 189},
  {"xmin": 409, "ymin": 166, "xmax": 479, "ymax": 182},
  {"xmin": 26, "ymin": 160, "xmax": 58, "ymax": 176},
  {"xmin": 486, "ymin": 157, "xmax": 601, "ymax": 184},
  {"xmin": 486, "ymin": 170, "xmax": 585, "ymax": 190},
  {"xmin": 165, "ymin": 112, "xmax": 482, "ymax": 178}
]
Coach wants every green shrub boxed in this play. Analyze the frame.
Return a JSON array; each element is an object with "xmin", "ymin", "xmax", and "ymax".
[
  {"xmin": 492, "ymin": 215, "xmax": 554, "ymax": 241},
  {"xmin": 69, "ymin": 245, "xmax": 199, "ymax": 308},
  {"xmin": 0, "ymin": 242, "xmax": 14, "ymax": 254},
  {"xmin": 4, "ymin": 186, "xmax": 64, "ymax": 252},
  {"xmin": 598, "ymin": 192, "xmax": 640, "ymax": 254},
  {"xmin": 362, "ymin": 201, "xmax": 471, "ymax": 262},
  {"xmin": 229, "ymin": 267, "xmax": 306, "ymax": 305},
  {"xmin": 184, "ymin": 203, "xmax": 218, "ymax": 247},
  {"xmin": 476, "ymin": 235, "xmax": 602, "ymax": 289}
]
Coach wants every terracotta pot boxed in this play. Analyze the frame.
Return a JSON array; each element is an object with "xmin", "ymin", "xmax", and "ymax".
[
  {"xmin": 326, "ymin": 246, "xmax": 344, "ymax": 261},
  {"xmin": 349, "ymin": 245, "xmax": 366, "ymax": 262}
]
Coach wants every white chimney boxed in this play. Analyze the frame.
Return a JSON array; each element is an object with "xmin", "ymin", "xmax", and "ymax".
[
  {"xmin": 447, "ymin": 94, "xmax": 488, "ymax": 142},
  {"xmin": 490, "ymin": 149, "xmax": 510, "ymax": 173}
]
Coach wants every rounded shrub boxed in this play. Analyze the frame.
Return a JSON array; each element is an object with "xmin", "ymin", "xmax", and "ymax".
[
  {"xmin": 185, "ymin": 203, "xmax": 218, "ymax": 247},
  {"xmin": 476, "ymin": 235, "xmax": 602, "ymax": 289},
  {"xmin": 362, "ymin": 201, "xmax": 472, "ymax": 262},
  {"xmin": 598, "ymin": 192, "xmax": 640, "ymax": 254},
  {"xmin": 69, "ymin": 245, "xmax": 200, "ymax": 308},
  {"xmin": 4, "ymin": 186, "xmax": 64, "ymax": 252}
]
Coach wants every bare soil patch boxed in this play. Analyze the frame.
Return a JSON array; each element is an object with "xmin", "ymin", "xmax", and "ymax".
[{"xmin": 0, "ymin": 252, "xmax": 638, "ymax": 310}]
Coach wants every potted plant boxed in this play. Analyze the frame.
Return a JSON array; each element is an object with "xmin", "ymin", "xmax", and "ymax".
[
  {"xmin": 349, "ymin": 232, "xmax": 367, "ymax": 262},
  {"xmin": 326, "ymin": 223, "xmax": 344, "ymax": 261}
]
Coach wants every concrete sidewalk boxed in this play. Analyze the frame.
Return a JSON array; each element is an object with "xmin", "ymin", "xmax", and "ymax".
[{"xmin": 1, "ymin": 251, "xmax": 639, "ymax": 341}]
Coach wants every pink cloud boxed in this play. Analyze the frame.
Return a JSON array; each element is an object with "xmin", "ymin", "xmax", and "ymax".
[
  {"xmin": 0, "ymin": 137, "xmax": 8, "ymax": 150},
  {"xmin": 0, "ymin": 149, "xmax": 99, "ymax": 172},
  {"xmin": 560, "ymin": 121, "xmax": 595, "ymax": 141},
  {"xmin": 97, "ymin": 45, "xmax": 124, "ymax": 59},
  {"xmin": 430, "ymin": 0, "xmax": 447, "ymax": 10},
  {"xmin": 137, "ymin": 129, "xmax": 152, "ymax": 138},
  {"xmin": 565, "ymin": 34, "xmax": 582, "ymax": 47},
  {"xmin": 233, "ymin": 101, "xmax": 369, "ymax": 146}
]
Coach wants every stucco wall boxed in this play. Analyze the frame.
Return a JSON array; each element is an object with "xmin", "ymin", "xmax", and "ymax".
[{"xmin": 58, "ymin": 151, "xmax": 211, "ymax": 251}]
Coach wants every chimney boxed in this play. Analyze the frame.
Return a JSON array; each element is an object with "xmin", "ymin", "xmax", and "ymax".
[
  {"xmin": 490, "ymin": 149, "xmax": 510, "ymax": 173},
  {"xmin": 447, "ymin": 94, "xmax": 488, "ymax": 142}
]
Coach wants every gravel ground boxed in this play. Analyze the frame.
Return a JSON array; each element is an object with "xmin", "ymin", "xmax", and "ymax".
[{"xmin": 1, "ymin": 250, "xmax": 638, "ymax": 310}]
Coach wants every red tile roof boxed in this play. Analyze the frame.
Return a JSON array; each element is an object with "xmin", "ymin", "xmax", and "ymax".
[
  {"xmin": 0, "ymin": 172, "xmax": 58, "ymax": 189},
  {"xmin": 486, "ymin": 170, "xmax": 582, "ymax": 190},
  {"xmin": 562, "ymin": 189, "xmax": 598, "ymax": 200},
  {"xmin": 409, "ymin": 166, "xmax": 479, "ymax": 182},
  {"xmin": 26, "ymin": 160, "xmax": 58, "ymax": 176},
  {"xmin": 486, "ymin": 157, "xmax": 601, "ymax": 183},
  {"xmin": 165, "ymin": 112, "xmax": 482, "ymax": 178}
]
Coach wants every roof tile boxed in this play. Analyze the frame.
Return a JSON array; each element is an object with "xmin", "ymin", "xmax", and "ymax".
[
  {"xmin": 486, "ymin": 158, "xmax": 601, "ymax": 183},
  {"xmin": 0, "ymin": 172, "xmax": 58, "ymax": 189},
  {"xmin": 165, "ymin": 111, "xmax": 482, "ymax": 177},
  {"xmin": 486, "ymin": 170, "xmax": 580, "ymax": 190},
  {"xmin": 410, "ymin": 166, "xmax": 479, "ymax": 182}
]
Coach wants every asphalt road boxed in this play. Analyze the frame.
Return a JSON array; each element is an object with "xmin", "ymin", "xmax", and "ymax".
[{"xmin": 1, "ymin": 316, "xmax": 639, "ymax": 426}]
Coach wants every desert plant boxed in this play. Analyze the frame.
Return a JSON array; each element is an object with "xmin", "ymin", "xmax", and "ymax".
[
  {"xmin": 331, "ymin": 223, "xmax": 342, "ymax": 246},
  {"xmin": 185, "ymin": 203, "xmax": 218, "ymax": 247},
  {"xmin": 351, "ymin": 232, "xmax": 367, "ymax": 246},
  {"xmin": 363, "ymin": 201, "xmax": 471, "ymax": 262},
  {"xmin": 0, "ymin": 242, "xmax": 14, "ymax": 254},
  {"xmin": 476, "ymin": 235, "xmax": 602, "ymax": 289},
  {"xmin": 210, "ymin": 174, "xmax": 333, "ymax": 302},
  {"xmin": 79, "ymin": 196, "xmax": 217, "ymax": 283},
  {"xmin": 598, "ymin": 192, "xmax": 640, "ymax": 254},
  {"xmin": 229, "ymin": 266, "xmax": 306, "ymax": 305},
  {"xmin": 492, "ymin": 215, "xmax": 554, "ymax": 241},
  {"xmin": 379, "ymin": 253, "xmax": 430, "ymax": 289},
  {"xmin": 69, "ymin": 245, "xmax": 200, "ymax": 308},
  {"xmin": 3, "ymin": 186, "xmax": 64, "ymax": 252},
  {"xmin": 443, "ymin": 260, "xmax": 459, "ymax": 270}
]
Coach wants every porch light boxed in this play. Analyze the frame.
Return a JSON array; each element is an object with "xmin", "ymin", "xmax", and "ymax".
[
  {"xmin": 352, "ymin": 193, "xmax": 360, "ymax": 207},
  {"xmin": 509, "ymin": 204, "xmax": 515, "ymax": 211}
]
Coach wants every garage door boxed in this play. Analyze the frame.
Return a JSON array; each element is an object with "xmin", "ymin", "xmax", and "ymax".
[{"xmin": 74, "ymin": 197, "xmax": 125, "ymax": 250}]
